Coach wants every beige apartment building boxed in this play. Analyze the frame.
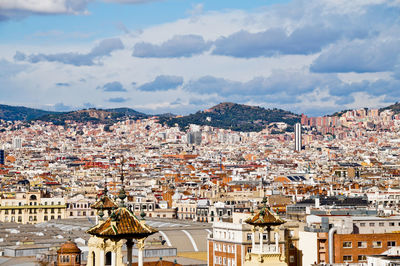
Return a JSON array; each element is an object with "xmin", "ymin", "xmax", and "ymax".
[{"xmin": 0, "ymin": 191, "xmax": 66, "ymax": 224}]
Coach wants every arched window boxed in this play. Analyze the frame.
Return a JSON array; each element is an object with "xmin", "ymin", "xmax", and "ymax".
[
  {"xmin": 105, "ymin": 252, "xmax": 112, "ymax": 266},
  {"xmin": 92, "ymin": 252, "xmax": 96, "ymax": 266}
]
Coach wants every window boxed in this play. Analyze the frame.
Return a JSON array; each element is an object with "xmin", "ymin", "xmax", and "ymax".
[
  {"xmin": 290, "ymin": 256, "xmax": 295, "ymax": 263},
  {"xmin": 388, "ymin": 241, "xmax": 396, "ymax": 247},
  {"xmin": 369, "ymin": 222, "xmax": 375, "ymax": 227},
  {"xmin": 390, "ymin": 222, "xmax": 395, "ymax": 226},
  {"xmin": 247, "ymin": 247, "xmax": 252, "ymax": 253},
  {"xmin": 247, "ymin": 233, "xmax": 252, "ymax": 241},
  {"xmin": 373, "ymin": 241, "xmax": 382, "ymax": 248},
  {"xmin": 343, "ymin": 255, "xmax": 352, "ymax": 262},
  {"xmin": 360, "ymin": 223, "xmax": 365, "ymax": 227},
  {"xmin": 358, "ymin": 255, "xmax": 366, "ymax": 261},
  {"xmin": 44, "ymin": 216, "xmax": 48, "ymax": 221},
  {"xmin": 358, "ymin": 241, "xmax": 367, "ymax": 248},
  {"xmin": 379, "ymin": 222, "xmax": 384, "ymax": 227},
  {"xmin": 18, "ymin": 216, "xmax": 22, "ymax": 222},
  {"xmin": 343, "ymin": 241, "xmax": 352, "ymax": 248}
]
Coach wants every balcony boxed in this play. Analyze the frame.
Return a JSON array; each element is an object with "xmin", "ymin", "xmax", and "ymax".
[{"xmin": 251, "ymin": 244, "xmax": 279, "ymax": 254}]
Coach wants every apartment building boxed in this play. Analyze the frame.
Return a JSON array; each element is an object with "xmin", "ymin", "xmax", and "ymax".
[
  {"xmin": 208, "ymin": 212, "xmax": 300, "ymax": 266},
  {"xmin": 300, "ymin": 215, "xmax": 400, "ymax": 265},
  {"xmin": 0, "ymin": 191, "xmax": 66, "ymax": 224}
]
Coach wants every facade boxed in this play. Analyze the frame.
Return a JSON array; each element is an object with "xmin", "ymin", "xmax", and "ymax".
[
  {"xmin": 66, "ymin": 193, "xmax": 96, "ymax": 218},
  {"xmin": 300, "ymin": 215, "xmax": 400, "ymax": 265},
  {"xmin": 175, "ymin": 200, "xmax": 197, "ymax": 220},
  {"xmin": 208, "ymin": 212, "xmax": 300, "ymax": 266},
  {"xmin": 0, "ymin": 191, "xmax": 66, "ymax": 224}
]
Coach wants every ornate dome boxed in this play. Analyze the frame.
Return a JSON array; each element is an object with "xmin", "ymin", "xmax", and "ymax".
[{"xmin": 57, "ymin": 241, "xmax": 81, "ymax": 254}]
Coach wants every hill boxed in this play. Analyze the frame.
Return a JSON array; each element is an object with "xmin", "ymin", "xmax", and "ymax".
[
  {"xmin": 158, "ymin": 102, "xmax": 300, "ymax": 132},
  {"xmin": 36, "ymin": 108, "xmax": 148, "ymax": 125},
  {"xmin": 104, "ymin": 107, "xmax": 147, "ymax": 117},
  {"xmin": 0, "ymin": 104, "xmax": 55, "ymax": 121},
  {"xmin": 380, "ymin": 102, "xmax": 400, "ymax": 114}
]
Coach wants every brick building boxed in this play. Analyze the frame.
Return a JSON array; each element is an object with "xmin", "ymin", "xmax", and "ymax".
[{"xmin": 300, "ymin": 215, "xmax": 400, "ymax": 265}]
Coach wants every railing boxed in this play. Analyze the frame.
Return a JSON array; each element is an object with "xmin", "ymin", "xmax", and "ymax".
[
  {"xmin": 0, "ymin": 204, "xmax": 66, "ymax": 209},
  {"xmin": 251, "ymin": 244, "xmax": 279, "ymax": 254}
]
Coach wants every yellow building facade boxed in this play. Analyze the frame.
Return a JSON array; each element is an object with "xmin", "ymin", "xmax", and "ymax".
[{"xmin": 0, "ymin": 191, "xmax": 67, "ymax": 224}]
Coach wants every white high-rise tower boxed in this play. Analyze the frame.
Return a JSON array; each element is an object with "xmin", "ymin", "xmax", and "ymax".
[{"xmin": 295, "ymin": 123, "xmax": 302, "ymax": 151}]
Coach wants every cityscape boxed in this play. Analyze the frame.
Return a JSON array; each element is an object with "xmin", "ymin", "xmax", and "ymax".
[{"xmin": 1, "ymin": 0, "xmax": 400, "ymax": 266}]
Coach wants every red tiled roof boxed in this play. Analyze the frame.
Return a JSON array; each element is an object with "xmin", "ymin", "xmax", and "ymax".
[{"xmin": 87, "ymin": 207, "xmax": 157, "ymax": 239}]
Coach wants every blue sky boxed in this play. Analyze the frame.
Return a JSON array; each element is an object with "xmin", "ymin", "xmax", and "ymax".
[{"xmin": 0, "ymin": 0, "xmax": 399, "ymax": 116}]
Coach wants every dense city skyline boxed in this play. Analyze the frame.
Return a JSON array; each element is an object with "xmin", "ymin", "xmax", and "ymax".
[{"xmin": 0, "ymin": 0, "xmax": 399, "ymax": 116}]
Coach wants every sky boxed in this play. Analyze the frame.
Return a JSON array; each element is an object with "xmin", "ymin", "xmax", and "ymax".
[{"xmin": 0, "ymin": 0, "xmax": 400, "ymax": 116}]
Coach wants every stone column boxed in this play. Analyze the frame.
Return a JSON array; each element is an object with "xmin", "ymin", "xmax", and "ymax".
[
  {"xmin": 99, "ymin": 249, "xmax": 105, "ymax": 266},
  {"xmin": 259, "ymin": 227, "xmax": 264, "ymax": 254},
  {"xmin": 87, "ymin": 252, "xmax": 93, "ymax": 266},
  {"xmin": 127, "ymin": 240, "xmax": 133, "ymax": 266},
  {"xmin": 137, "ymin": 238, "xmax": 145, "ymax": 266},
  {"xmin": 251, "ymin": 227, "xmax": 256, "ymax": 250},
  {"xmin": 111, "ymin": 250, "xmax": 116, "ymax": 266},
  {"xmin": 274, "ymin": 231, "xmax": 279, "ymax": 252}
]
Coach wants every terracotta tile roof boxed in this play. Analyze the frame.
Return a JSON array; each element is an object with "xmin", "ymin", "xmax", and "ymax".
[
  {"xmin": 245, "ymin": 199, "xmax": 285, "ymax": 227},
  {"xmin": 87, "ymin": 207, "xmax": 157, "ymax": 239},
  {"xmin": 91, "ymin": 196, "xmax": 118, "ymax": 210}
]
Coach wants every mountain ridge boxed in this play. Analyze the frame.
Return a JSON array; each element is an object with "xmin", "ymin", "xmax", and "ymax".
[
  {"xmin": 158, "ymin": 102, "xmax": 300, "ymax": 132},
  {"xmin": 2, "ymin": 101, "xmax": 400, "ymax": 131}
]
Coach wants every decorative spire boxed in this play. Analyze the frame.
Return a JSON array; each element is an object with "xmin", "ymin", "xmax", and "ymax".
[
  {"xmin": 104, "ymin": 174, "xmax": 108, "ymax": 196},
  {"xmin": 140, "ymin": 210, "xmax": 146, "ymax": 220},
  {"xmin": 118, "ymin": 157, "xmax": 127, "ymax": 207},
  {"xmin": 98, "ymin": 203, "xmax": 104, "ymax": 221},
  {"xmin": 245, "ymin": 196, "xmax": 284, "ymax": 227}
]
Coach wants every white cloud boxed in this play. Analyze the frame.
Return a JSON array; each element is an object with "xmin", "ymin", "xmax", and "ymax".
[
  {"xmin": 0, "ymin": 0, "xmax": 91, "ymax": 15},
  {"xmin": 103, "ymin": 0, "xmax": 160, "ymax": 3},
  {"xmin": 1, "ymin": 0, "xmax": 400, "ymax": 115}
]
